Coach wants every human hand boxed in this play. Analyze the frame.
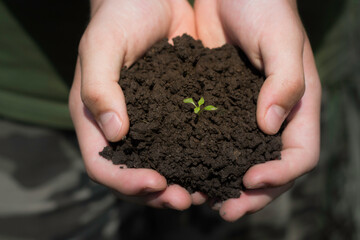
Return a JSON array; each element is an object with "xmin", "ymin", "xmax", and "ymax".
[
  {"xmin": 69, "ymin": 0, "xmax": 206, "ymax": 210},
  {"xmin": 194, "ymin": 0, "xmax": 321, "ymax": 221}
]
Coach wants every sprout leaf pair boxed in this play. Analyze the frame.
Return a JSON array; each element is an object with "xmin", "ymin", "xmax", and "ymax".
[{"xmin": 183, "ymin": 97, "xmax": 217, "ymax": 115}]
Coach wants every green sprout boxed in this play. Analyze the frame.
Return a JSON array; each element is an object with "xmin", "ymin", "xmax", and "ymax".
[{"xmin": 183, "ymin": 97, "xmax": 218, "ymax": 114}]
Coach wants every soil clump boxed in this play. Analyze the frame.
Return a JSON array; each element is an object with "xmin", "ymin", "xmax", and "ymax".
[{"xmin": 100, "ymin": 34, "xmax": 282, "ymax": 201}]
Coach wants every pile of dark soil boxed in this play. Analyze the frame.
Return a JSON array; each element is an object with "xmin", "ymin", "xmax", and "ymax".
[{"xmin": 100, "ymin": 34, "xmax": 282, "ymax": 201}]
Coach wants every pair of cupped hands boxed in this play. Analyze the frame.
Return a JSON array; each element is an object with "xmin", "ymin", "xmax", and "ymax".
[{"xmin": 69, "ymin": 0, "xmax": 321, "ymax": 221}]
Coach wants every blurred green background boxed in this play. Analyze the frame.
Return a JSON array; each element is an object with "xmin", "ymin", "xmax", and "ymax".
[{"xmin": 0, "ymin": 0, "xmax": 359, "ymax": 239}]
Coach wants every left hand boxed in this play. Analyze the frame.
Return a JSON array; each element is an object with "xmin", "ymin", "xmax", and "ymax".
[{"xmin": 194, "ymin": 0, "xmax": 321, "ymax": 221}]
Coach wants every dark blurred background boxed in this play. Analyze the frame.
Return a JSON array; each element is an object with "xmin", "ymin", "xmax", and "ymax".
[{"xmin": 1, "ymin": 0, "xmax": 359, "ymax": 239}]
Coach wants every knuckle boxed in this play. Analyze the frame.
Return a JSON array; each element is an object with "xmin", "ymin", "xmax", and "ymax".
[
  {"xmin": 283, "ymin": 75, "xmax": 305, "ymax": 101},
  {"xmin": 81, "ymin": 85, "xmax": 105, "ymax": 109}
]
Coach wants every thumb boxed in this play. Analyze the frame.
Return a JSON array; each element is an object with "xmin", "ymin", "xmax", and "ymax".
[
  {"xmin": 256, "ymin": 31, "xmax": 306, "ymax": 135},
  {"xmin": 77, "ymin": 0, "xmax": 174, "ymax": 142},
  {"xmin": 78, "ymin": 28, "xmax": 129, "ymax": 142}
]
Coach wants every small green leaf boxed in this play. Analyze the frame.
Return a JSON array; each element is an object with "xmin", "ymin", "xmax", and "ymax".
[
  {"xmin": 183, "ymin": 98, "xmax": 196, "ymax": 107},
  {"xmin": 183, "ymin": 98, "xmax": 194, "ymax": 103},
  {"xmin": 198, "ymin": 97, "xmax": 205, "ymax": 107},
  {"xmin": 194, "ymin": 106, "xmax": 200, "ymax": 114},
  {"xmin": 204, "ymin": 105, "xmax": 218, "ymax": 111}
]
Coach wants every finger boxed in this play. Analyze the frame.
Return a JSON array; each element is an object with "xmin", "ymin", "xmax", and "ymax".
[
  {"xmin": 243, "ymin": 148, "xmax": 314, "ymax": 189},
  {"xmin": 194, "ymin": 0, "xmax": 227, "ymax": 48},
  {"xmin": 168, "ymin": 0, "xmax": 197, "ymax": 39},
  {"xmin": 207, "ymin": 198, "xmax": 223, "ymax": 211},
  {"xmin": 79, "ymin": 1, "xmax": 172, "ymax": 142},
  {"xmin": 79, "ymin": 39, "xmax": 128, "ymax": 142},
  {"xmin": 145, "ymin": 184, "xmax": 192, "ymax": 210},
  {"xmin": 191, "ymin": 192, "xmax": 207, "ymax": 205},
  {"xmin": 244, "ymin": 36, "xmax": 321, "ymax": 189},
  {"xmin": 210, "ymin": 201, "xmax": 223, "ymax": 211},
  {"xmin": 115, "ymin": 186, "xmax": 199, "ymax": 210},
  {"xmin": 219, "ymin": 182, "xmax": 293, "ymax": 222},
  {"xmin": 90, "ymin": 163, "xmax": 168, "ymax": 196},
  {"xmin": 246, "ymin": 3, "xmax": 307, "ymax": 134},
  {"xmin": 255, "ymin": 28, "xmax": 306, "ymax": 134},
  {"xmin": 70, "ymin": 61, "xmax": 168, "ymax": 194}
]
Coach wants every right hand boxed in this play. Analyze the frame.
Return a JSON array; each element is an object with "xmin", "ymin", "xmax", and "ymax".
[{"xmin": 69, "ymin": 0, "xmax": 206, "ymax": 210}]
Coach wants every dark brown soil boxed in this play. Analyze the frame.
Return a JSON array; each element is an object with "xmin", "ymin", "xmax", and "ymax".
[{"xmin": 100, "ymin": 34, "xmax": 282, "ymax": 201}]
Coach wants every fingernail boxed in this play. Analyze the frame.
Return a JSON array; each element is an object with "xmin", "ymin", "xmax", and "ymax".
[
  {"xmin": 98, "ymin": 112, "xmax": 122, "ymax": 141},
  {"xmin": 266, "ymin": 105, "xmax": 286, "ymax": 134}
]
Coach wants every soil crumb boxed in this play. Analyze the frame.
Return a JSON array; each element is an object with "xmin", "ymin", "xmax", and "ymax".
[{"xmin": 100, "ymin": 34, "xmax": 282, "ymax": 201}]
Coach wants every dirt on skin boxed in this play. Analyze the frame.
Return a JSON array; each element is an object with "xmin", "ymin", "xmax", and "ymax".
[{"xmin": 100, "ymin": 34, "xmax": 282, "ymax": 201}]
